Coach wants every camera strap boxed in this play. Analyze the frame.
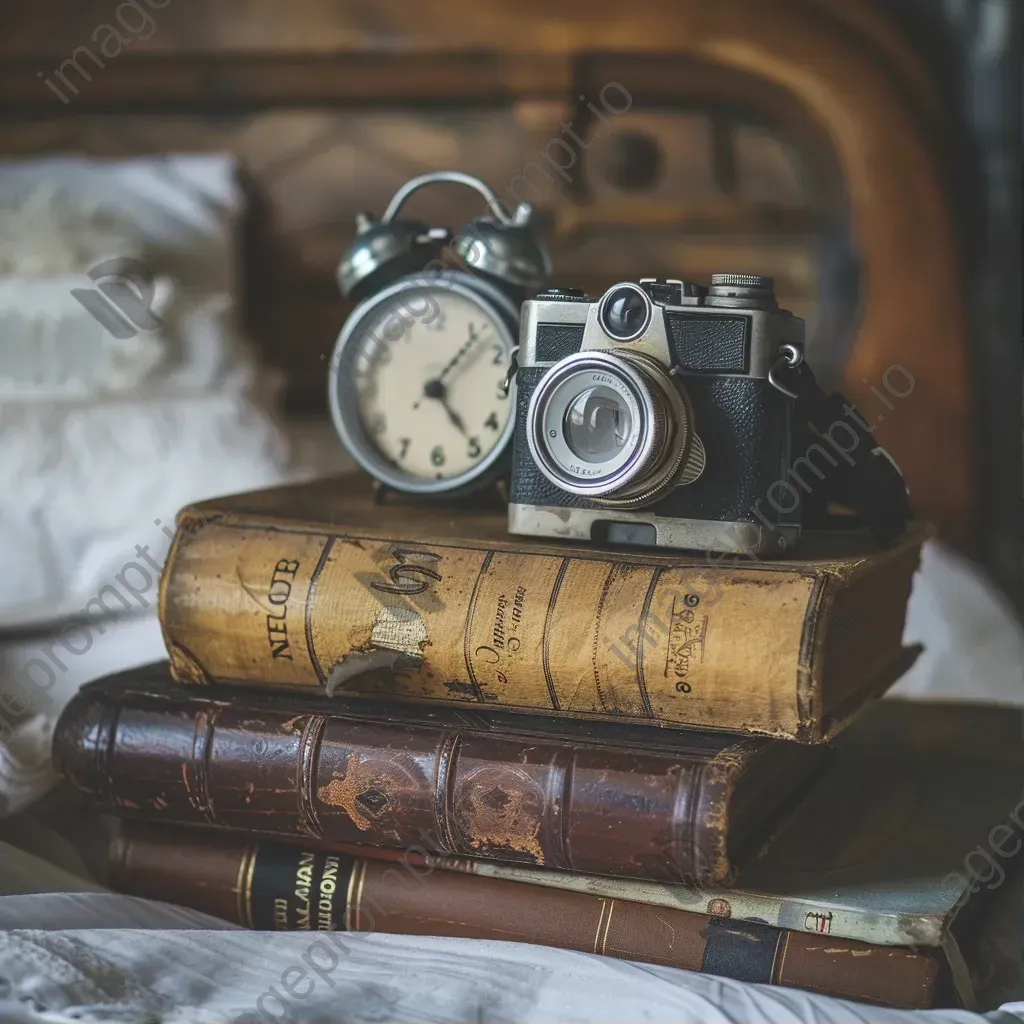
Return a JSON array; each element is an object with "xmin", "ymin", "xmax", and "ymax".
[{"xmin": 768, "ymin": 352, "xmax": 913, "ymax": 542}]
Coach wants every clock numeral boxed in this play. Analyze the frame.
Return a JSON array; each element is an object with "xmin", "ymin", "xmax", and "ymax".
[
  {"xmin": 485, "ymin": 412, "xmax": 500, "ymax": 432},
  {"xmin": 398, "ymin": 438, "xmax": 411, "ymax": 459},
  {"xmin": 467, "ymin": 437, "xmax": 481, "ymax": 459},
  {"xmin": 492, "ymin": 344, "xmax": 505, "ymax": 365},
  {"xmin": 369, "ymin": 414, "xmax": 387, "ymax": 435},
  {"xmin": 430, "ymin": 445, "xmax": 446, "ymax": 467},
  {"xmin": 425, "ymin": 311, "xmax": 447, "ymax": 332}
]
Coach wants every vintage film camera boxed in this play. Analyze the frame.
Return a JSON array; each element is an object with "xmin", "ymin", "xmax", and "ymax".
[{"xmin": 509, "ymin": 274, "xmax": 820, "ymax": 555}]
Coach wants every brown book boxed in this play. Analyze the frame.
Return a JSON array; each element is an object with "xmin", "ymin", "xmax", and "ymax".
[
  {"xmin": 158, "ymin": 475, "xmax": 924, "ymax": 741},
  {"xmin": 108, "ymin": 823, "xmax": 942, "ymax": 1010},
  {"xmin": 52, "ymin": 663, "xmax": 821, "ymax": 884}
]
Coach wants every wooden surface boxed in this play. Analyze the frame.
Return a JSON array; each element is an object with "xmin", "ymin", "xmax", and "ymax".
[{"xmin": 0, "ymin": 0, "xmax": 972, "ymax": 544}]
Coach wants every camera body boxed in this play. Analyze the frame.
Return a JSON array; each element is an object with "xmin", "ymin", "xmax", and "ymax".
[{"xmin": 508, "ymin": 275, "xmax": 808, "ymax": 554}]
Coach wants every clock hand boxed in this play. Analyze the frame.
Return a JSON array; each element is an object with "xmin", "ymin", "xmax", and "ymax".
[
  {"xmin": 440, "ymin": 396, "xmax": 466, "ymax": 435},
  {"xmin": 412, "ymin": 378, "xmax": 466, "ymax": 435},
  {"xmin": 436, "ymin": 325, "xmax": 482, "ymax": 383},
  {"xmin": 412, "ymin": 326, "xmax": 489, "ymax": 409}
]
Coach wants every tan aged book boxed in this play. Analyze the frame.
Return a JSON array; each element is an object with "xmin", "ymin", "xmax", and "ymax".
[{"xmin": 159, "ymin": 475, "xmax": 923, "ymax": 741}]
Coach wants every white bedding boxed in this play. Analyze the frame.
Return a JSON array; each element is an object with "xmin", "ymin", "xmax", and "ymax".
[
  {"xmin": 0, "ymin": 919, "xmax": 1019, "ymax": 1024},
  {"xmin": 0, "ymin": 155, "xmax": 294, "ymax": 630}
]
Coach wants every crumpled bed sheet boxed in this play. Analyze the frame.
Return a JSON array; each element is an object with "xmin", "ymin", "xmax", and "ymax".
[{"xmin": 0, "ymin": 911, "xmax": 1021, "ymax": 1024}]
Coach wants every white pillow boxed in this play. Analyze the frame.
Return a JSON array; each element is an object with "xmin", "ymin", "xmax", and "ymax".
[
  {"xmin": 0, "ymin": 155, "xmax": 295, "ymax": 628},
  {"xmin": 0, "ymin": 155, "xmax": 257, "ymax": 401}
]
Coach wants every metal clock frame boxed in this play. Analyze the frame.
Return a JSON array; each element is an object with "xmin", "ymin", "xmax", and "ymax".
[{"xmin": 329, "ymin": 274, "xmax": 520, "ymax": 496}]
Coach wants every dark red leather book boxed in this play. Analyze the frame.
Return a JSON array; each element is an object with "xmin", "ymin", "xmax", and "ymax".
[
  {"xmin": 108, "ymin": 822, "xmax": 941, "ymax": 1010},
  {"xmin": 53, "ymin": 663, "xmax": 821, "ymax": 884}
]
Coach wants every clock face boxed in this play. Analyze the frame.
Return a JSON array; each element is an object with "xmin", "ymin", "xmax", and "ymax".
[{"xmin": 330, "ymin": 277, "xmax": 517, "ymax": 494}]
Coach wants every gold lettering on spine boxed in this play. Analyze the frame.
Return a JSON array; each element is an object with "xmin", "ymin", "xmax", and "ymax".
[
  {"xmin": 273, "ymin": 898, "xmax": 290, "ymax": 930},
  {"xmin": 293, "ymin": 851, "xmax": 316, "ymax": 929},
  {"xmin": 317, "ymin": 855, "xmax": 340, "ymax": 930}
]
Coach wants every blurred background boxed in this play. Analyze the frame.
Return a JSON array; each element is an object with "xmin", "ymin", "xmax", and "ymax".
[{"xmin": 0, "ymin": 1, "xmax": 1020, "ymax": 729}]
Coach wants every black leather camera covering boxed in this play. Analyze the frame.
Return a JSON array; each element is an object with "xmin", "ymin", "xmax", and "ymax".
[
  {"xmin": 510, "ymin": 367, "xmax": 796, "ymax": 526},
  {"xmin": 535, "ymin": 324, "xmax": 585, "ymax": 362},
  {"xmin": 666, "ymin": 313, "xmax": 749, "ymax": 373}
]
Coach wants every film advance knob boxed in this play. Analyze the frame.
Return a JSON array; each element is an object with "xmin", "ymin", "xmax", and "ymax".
[{"xmin": 706, "ymin": 273, "xmax": 778, "ymax": 310}]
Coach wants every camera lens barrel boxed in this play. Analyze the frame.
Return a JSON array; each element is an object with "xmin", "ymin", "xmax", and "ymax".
[{"xmin": 526, "ymin": 350, "xmax": 694, "ymax": 505}]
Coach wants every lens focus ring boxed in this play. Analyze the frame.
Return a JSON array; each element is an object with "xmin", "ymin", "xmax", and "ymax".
[
  {"xmin": 525, "ymin": 350, "xmax": 689, "ymax": 503},
  {"xmin": 617, "ymin": 361, "xmax": 668, "ymax": 490}
]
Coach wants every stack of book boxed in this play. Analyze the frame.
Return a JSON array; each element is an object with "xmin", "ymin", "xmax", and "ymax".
[{"xmin": 52, "ymin": 477, "xmax": 1023, "ymax": 1010}]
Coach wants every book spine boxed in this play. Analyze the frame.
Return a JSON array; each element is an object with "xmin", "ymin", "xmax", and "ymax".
[
  {"xmin": 54, "ymin": 687, "xmax": 736, "ymax": 883},
  {"xmin": 110, "ymin": 825, "xmax": 940, "ymax": 1010},
  {"xmin": 159, "ymin": 517, "xmax": 821, "ymax": 737}
]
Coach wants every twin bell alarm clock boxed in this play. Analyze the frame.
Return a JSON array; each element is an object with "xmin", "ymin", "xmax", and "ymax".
[{"xmin": 328, "ymin": 171, "xmax": 551, "ymax": 497}]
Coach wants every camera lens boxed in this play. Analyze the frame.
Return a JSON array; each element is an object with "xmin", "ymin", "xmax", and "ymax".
[
  {"xmin": 599, "ymin": 284, "xmax": 651, "ymax": 341},
  {"xmin": 525, "ymin": 350, "xmax": 695, "ymax": 504},
  {"xmin": 564, "ymin": 386, "xmax": 633, "ymax": 463}
]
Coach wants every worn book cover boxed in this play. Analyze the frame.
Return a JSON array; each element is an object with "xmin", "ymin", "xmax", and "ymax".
[
  {"xmin": 407, "ymin": 699, "xmax": 1024, "ymax": 1011},
  {"xmin": 52, "ymin": 662, "xmax": 822, "ymax": 884},
  {"xmin": 419, "ymin": 700, "xmax": 1023, "ymax": 928},
  {"xmin": 108, "ymin": 822, "xmax": 943, "ymax": 1011},
  {"xmin": 105, "ymin": 698, "xmax": 1024, "ymax": 1011},
  {"xmin": 159, "ymin": 474, "xmax": 924, "ymax": 741}
]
